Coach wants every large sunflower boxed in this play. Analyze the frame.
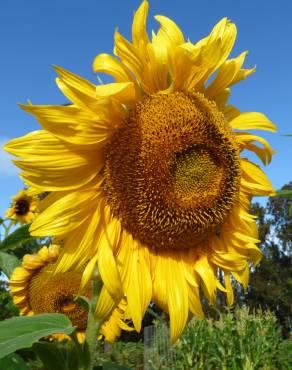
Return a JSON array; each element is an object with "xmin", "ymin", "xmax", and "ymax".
[{"xmin": 5, "ymin": 1, "xmax": 275, "ymax": 341}]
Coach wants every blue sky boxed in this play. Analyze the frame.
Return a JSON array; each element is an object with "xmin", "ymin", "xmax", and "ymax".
[{"xmin": 1, "ymin": 0, "xmax": 292, "ymax": 217}]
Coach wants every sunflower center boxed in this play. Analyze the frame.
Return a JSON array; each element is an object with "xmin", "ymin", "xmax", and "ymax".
[
  {"xmin": 104, "ymin": 92, "xmax": 241, "ymax": 249},
  {"xmin": 15, "ymin": 199, "xmax": 30, "ymax": 216},
  {"xmin": 170, "ymin": 145, "xmax": 224, "ymax": 207},
  {"xmin": 29, "ymin": 267, "xmax": 88, "ymax": 330}
]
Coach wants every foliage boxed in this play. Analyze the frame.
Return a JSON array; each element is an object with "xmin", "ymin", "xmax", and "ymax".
[
  {"xmin": 268, "ymin": 182, "xmax": 292, "ymax": 252},
  {"xmin": 0, "ymin": 251, "xmax": 21, "ymax": 277},
  {"xmin": 174, "ymin": 308, "xmax": 290, "ymax": 370},
  {"xmin": 248, "ymin": 183, "xmax": 292, "ymax": 336},
  {"xmin": 0, "ymin": 224, "xmax": 33, "ymax": 251},
  {"xmin": 0, "ymin": 279, "xmax": 19, "ymax": 320},
  {"xmin": 97, "ymin": 341, "xmax": 144, "ymax": 370},
  {"xmin": 92, "ymin": 308, "xmax": 291, "ymax": 370}
]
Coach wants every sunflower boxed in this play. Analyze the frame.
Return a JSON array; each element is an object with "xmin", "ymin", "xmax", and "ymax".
[
  {"xmin": 6, "ymin": 189, "xmax": 38, "ymax": 224},
  {"xmin": 5, "ymin": 1, "xmax": 276, "ymax": 341},
  {"xmin": 9, "ymin": 245, "xmax": 133, "ymax": 343}
]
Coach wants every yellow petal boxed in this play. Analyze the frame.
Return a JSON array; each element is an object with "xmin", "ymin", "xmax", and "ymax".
[
  {"xmin": 10, "ymin": 267, "xmax": 31, "ymax": 284},
  {"xmin": 132, "ymin": 0, "xmax": 149, "ymax": 49},
  {"xmin": 224, "ymin": 271, "xmax": 234, "ymax": 306},
  {"xmin": 47, "ymin": 244, "xmax": 60, "ymax": 261},
  {"xmin": 79, "ymin": 253, "xmax": 99, "ymax": 294},
  {"xmin": 20, "ymin": 104, "xmax": 114, "ymax": 147},
  {"xmin": 93, "ymin": 53, "xmax": 137, "ymax": 85},
  {"xmin": 22, "ymin": 254, "xmax": 44, "ymax": 270},
  {"xmin": 95, "ymin": 286, "xmax": 116, "ymax": 320},
  {"xmin": 117, "ymin": 233, "xmax": 151, "ymax": 332},
  {"xmin": 55, "ymin": 74, "xmax": 126, "ymax": 122},
  {"xmin": 95, "ymin": 82, "xmax": 136, "ymax": 105},
  {"xmin": 97, "ymin": 216, "xmax": 123, "ymax": 301},
  {"xmin": 207, "ymin": 18, "xmax": 237, "ymax": 69},
  {"xmin": 188, "ymin": 286, "xmax": 204, "ymax": 318},
  {"xmin": 241, "ymin": 159, "xmax": 275, "ymax": 196},
  {"xmin": 205, "ymin": 51, "xmax": 255, "ymax": 98},
  {"xmin": 230, "ymin": 112, "xmax": 277, "ymax": 132},
  {"xmin": 30, "ymin": 190, "xmax": 101, "ymax": 237},
  {"xmin": 187, "ymin": 18, "xmax": 237, "ymax": 90},
  {"xmin": 212, "ymin": 88, "xmax": 230, "ymax": 110},
  {"xmin": 37, "ymin": 246, "xmax": 50, "ymax": 262},
  {"xmin": 154, "ymin": 15, "xmax": 184, "ymax": 48},
  {"xmin": 114, "ymin": 31, "xmax": 143, "ymax": 82},
  {"xmin": 166, "ymin": 253, "xmax": 188, "ymax": 342},
  {"xmin": 194, "ymin": 254, "xmax": 217, "ymax": 304},
  {"xmin": 210, "ymin": 251, "xmax": 248, "ymax": 271},
  {"xmin": 5, "ymin": 130, "xmax": 102, "ymax": 191},
  {"xmin": 223, "ymin": 105, "xmax": 241, "ymax": 121},
  {"xmin": 236, "ymin": 133, "xmax": 274, "ymax": 165},
  {"xmin": 54, "ymin": 201, "xmax": 104, "ymax": 273},
  {"xmin": 100, "ymin": 298, "xmax": 134, "ymax": 343},
  {"xmin": 232, "ymin": 265, "xmax": 250, "ymax": 290},
  {"xmin": 151, "ymin": 250, "xmax": 188, "ymax": 342},
  {"xmin": 54, "ymin": 65, "xmax": 96, "ymax": 98}
]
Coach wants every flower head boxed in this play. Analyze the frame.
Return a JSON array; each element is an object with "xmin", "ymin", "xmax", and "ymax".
[
  {"xmin": 9, "ymin": 245, "xmax": 87, "ymax": 324},
  {"xmin": 6, "ymin": 189, "xmax": 38, "ymax": 224},
  {"xmin": 5, "ymin": 1, "xmax": 276, "ymax": 341},
  {"xmin": 9, "ymin": 245, "xmax": 132, "ymax": 342}
]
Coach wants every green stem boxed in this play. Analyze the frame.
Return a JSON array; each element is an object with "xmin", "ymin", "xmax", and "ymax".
[
  {"xmin": 85, "ymin": 280, "xmax": 103, "ymax": 370},
  {"xmin": 2, "ymin": 220, "xmax": 13, "ymax": 239}
]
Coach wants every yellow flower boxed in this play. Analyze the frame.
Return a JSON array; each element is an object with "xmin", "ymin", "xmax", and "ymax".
[
  {"xmin": 9, "ymin": 245, "xmax": 131, "ymax": 343},
  {"xmin": 6, "ymin": 189, "xmax": 38, "ymax": 224},
  {"xmin": 5, "ymin": 1, "xmax": 276, "ymax": 341}
]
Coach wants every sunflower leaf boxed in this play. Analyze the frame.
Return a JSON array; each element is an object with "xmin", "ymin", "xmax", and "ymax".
[
  {"xmin": 0, "ymin": 313, "xmax": 75, "ymax": 359},
  {"xmin": 32, "ymin": 342, "xmax": 69, "ymax": 370},
  {"xmin": 0, "ymin": 251, "xmax": 21, "ymax": 278},
  {"xmin": 0, "ymin": 224, "xmax": 33, "ymax": 251},
  {"xmin": 0, "ymin": 353, "xmax": 30, "ymax": 370}
]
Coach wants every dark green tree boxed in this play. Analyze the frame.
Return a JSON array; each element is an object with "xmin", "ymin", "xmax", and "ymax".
[{"xmin": 246, "ymin": 182, "xmax": 292, "ymax": 337}]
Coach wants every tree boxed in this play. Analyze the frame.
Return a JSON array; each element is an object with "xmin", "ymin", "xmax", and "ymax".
[{"xmin": 245, "ymin": 183, "xmax": 292, "ymax": 337}]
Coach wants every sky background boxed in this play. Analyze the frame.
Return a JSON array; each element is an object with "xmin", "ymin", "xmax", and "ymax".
[{"xmin": 0, "ymin": 0, "xmax": 292, "ymax": 218}]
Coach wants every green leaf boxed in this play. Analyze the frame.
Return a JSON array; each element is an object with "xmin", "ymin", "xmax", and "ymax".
[
  {"xmin": 0, "ymin": 251, "xmax": 21, "ymax": 277},
  {"xmin": 65, "ymin": 342, "xmax": 82, "ymax": 370},
  {"xmin": 0, "ymin": 353, "xmax": 30, "ymax": 370},
  {"xmin": 0, "ymin": 224, "xmax": 33, "ymax": 251},
  {"xmin": 276, "ymin": 189, "xmax": 292, "ymax": 197},
  {"xmin": 0, "ymin": 313, "xmax": 75, "ymax": 359},
  {"xmin": 33, "ymin": 342, "xmax": 68, "ymax": 370},
  {"xmin": 289, "ymin": 204, "xmax": 292, "ymax": 216}
]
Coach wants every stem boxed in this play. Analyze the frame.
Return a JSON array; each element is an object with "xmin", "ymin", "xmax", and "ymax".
[
  {"xmin": 85, "ymin": 280, "xmax": 103, "ymax": 370},
  {"xmin": 2, "ymin": 220, "xmax": 13, "ymax": 239}
]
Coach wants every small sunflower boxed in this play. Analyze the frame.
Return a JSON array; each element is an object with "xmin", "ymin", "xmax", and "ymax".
[
  {"xmin": 6, "ymin": 189, "xmax": 38, "ymax": 224},
  {"xmin": 9, "ymin": 245, "xmax": 132, "ymax": 342},
  {"xmin": 5, "ymin": 1, "xmax": 276, "ymax": 341}
]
